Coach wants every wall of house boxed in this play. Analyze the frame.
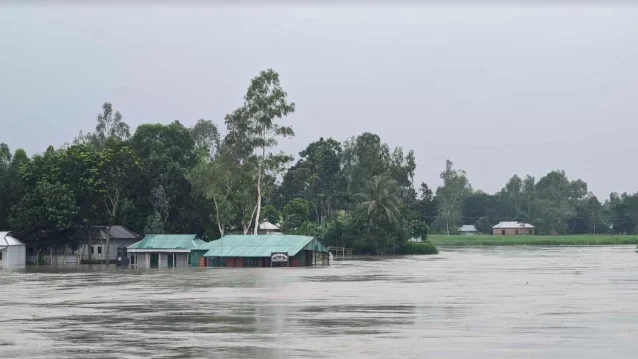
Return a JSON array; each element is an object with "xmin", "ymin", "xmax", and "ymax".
[
  {"xmin": 175, "ymin": 253, "xmax": 189, "ymax": 268},
  {"xmin": 80, "ymin": 239, "xmax": 139, "ymax": 261},
  {"xmin": 493, "ymin": 228, "xmax": 534, "ymax": 236},
  {"xmin": 0, "ymin": 245, "xmax": 26, "ymax": 267}
]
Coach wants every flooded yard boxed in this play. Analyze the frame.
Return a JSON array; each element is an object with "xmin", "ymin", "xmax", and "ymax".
[{"xmin": 1, "ymin": 246, "xmax": 638, "ymax": 358}]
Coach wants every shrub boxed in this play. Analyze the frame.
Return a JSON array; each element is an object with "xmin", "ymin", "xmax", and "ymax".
[{"xmin": 397, "ymin": 241, "xmax": 439, "ymax": 255}]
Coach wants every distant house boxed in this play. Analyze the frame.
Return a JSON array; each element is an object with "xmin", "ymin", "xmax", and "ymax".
[
  {"xmin": 0, "ymin": 231, "xmax": 26, "ymax": 268},
  {"xmin": 79, "ymin": 225, "xmax": 141, "ymax": 263},
  {"xmin": 492, "ymin": 222, "xmax": 534, "ymax": 235},
  {"xmin": 458, "ymin": 225, "xmax": 478, "ymax": 235},
  {"xmin": 258, "ymin": 221, "xmax": 281, "ymax": 235},
  {"xmin": 127, "ymin": 234, "xmax": 205, "ymax": 268}
]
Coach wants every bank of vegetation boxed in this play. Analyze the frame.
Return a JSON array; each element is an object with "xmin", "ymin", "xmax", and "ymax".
[
  {"xmin": 2, "ymin": 68, "xmax": 638, "ymax": 257},
  {"xmin": 431, "ymin": 235, "xmax": 638, "ymax": 246}
]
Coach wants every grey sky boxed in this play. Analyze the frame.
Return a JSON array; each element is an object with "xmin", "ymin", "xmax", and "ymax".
[{"xmin": 1, "ymin": 5, "xmax": 637, "ymax": 198}]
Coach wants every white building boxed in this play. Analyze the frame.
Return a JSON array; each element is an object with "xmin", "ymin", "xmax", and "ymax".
[
  {"xmin": 258, "ymin": 221, "xmax": 281, "ymax": 235},
  {"xmin": 0, "ymin": 231, "xmax": 26, "ymax": 268},
  {"xmin": 458, "ymin": 225, "xmax": 478, "ymax": 235}
]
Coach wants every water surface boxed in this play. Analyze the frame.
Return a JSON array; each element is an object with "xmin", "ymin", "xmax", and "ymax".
[{"xmin": 1, "ymin": 246, "xmax": 638, "ymax": 358}]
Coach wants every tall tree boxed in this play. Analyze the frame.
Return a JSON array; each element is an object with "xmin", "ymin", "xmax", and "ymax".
[
  {"xmin": 224, "ymin": 69, "xmax": 295, "ymax": 235},
  {"xmin": 187, "ymin": 153, "xmax": 235, "ymax": 237},
  {"xmin": 190, "ymin": 119, "xmax": 221, "ymax": 159},
  {"xmin": 434, "ymin": 160, "xmax": 471, "ymax": 234}
]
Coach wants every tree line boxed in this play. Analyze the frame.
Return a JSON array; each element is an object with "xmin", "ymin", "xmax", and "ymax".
[{"xmin": 1, "ymin": 69, "xmax": 637, "ymax": 255}]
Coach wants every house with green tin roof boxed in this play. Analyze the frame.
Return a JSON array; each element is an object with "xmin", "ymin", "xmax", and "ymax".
[
  {"xmin": 127, "ymin": 234, "xmax": 205, "ymax": 268},
  {"xmin": 201, "ymin": 234, "xmax": 330, "ymax": 268}
]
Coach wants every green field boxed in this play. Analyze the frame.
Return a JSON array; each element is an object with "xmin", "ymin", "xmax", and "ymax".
[{"xmin": 430, "ymin": 234, "xmax": 638, "ymax": 246}]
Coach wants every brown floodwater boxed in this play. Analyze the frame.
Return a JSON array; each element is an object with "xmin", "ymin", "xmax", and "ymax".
[{"xmin": 1, "ymin": 246, "xmax": 638, "ymax": 358}]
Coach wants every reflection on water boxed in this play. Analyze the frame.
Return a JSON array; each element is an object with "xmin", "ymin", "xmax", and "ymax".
[{"xmin": 2, "ymin": 246, "xmax": 638, "ymax": 358}]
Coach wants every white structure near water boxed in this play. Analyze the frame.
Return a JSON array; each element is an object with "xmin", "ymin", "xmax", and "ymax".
[
  {"xmin": 458, "ymin": 225, "xmax": 478, "ymax": 235},
  {"xmin": 0, "ymin": 231, "xmax": 26, "ymax": 268}
]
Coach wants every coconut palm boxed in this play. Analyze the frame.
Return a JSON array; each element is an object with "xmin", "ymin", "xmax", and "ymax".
[{"xmin": 356, "ymin": 174, "xmax": 401, "ymax": 227}]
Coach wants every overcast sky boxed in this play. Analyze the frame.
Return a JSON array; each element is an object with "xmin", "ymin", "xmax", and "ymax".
[{"xmin": 1, "ymin": 4, "xmax": 637, "ymax": 198}]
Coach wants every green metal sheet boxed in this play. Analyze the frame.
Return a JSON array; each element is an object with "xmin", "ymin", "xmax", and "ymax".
[
  {"xmin": 202, "ymin": 235, "xmax": 329, "ymax": 258},
  {"xmin": 128, "ymin": 234, "xmax": 201, "ymax": 250}
]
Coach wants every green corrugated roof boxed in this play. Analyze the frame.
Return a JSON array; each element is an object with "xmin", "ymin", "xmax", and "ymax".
[
  {"xmin": 202, "ymin": 234, "xmax": 328, "ymax": 258},
  {"xmin": 128, "ymin": 234, "xmax": 201, "ymax": 250}
]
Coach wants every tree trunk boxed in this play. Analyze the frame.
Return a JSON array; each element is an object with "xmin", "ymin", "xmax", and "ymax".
[
  {"xmin": 254, "ymin": 171, "xmax": 262, "ymax": 235},
  {"xmin": 253, "ymin": 130, "xmax": 267, "ymax": 235},
  {"xmin": 213, "ymin": 197, "xmax": 224, "ymax": 237},
  {"xmin": 87, "ymin": 225, "xmax": 92, "ymax": 261}
]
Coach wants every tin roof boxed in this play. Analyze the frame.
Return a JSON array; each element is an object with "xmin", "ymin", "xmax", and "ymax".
[
  {"xmin": 100, "ymin": 226, "xmax": 141, "ymax": 239},
  {"xmin": 202, "ymin": 234, "xmax": 328, "ymax": 258},
  {"xmin": 459, "ymin": 225, "xmax": 478, "ymax": 232},
  {"xmin": 0, "ymin": 231, "xmax": 25, "ymax": 248},
  {"xmin": 492, "ymin": 221, "xmax": 535, "ymax": 229},
  {"xmin": 128, "ymin": 234, "xmax": 202, "ymax": 250},
  {"xmin": 258, "ymin": 221, "xmax": 280, "ymax": 230}
]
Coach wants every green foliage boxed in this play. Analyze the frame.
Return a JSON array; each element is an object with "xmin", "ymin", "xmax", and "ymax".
[
  {"xmin": 474, "ymin": 216, "xmax": 492, "ymax": 234},
  {"xmin": 261, "ymin": 205, "xmax": 281, "ymax": 224},
  {"xmin": 283, "ymin": 198, "xmax": 313, "ymax": 233},
  {"xmin": 396, "ymin": 241, "xmax": 439, "ymax": 255},
  {"xmin": 430, "ymin": 234, "xmax": 638, "ymax": 246},
  {"xmin": 434, "ymin": 160, "xmax": 471, "ymax": 234}
]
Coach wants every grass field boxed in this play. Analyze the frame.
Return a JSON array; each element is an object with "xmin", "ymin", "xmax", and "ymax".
[{"xmin": 430, "ymin": 234, "xmax": 638, "ymax": 246}]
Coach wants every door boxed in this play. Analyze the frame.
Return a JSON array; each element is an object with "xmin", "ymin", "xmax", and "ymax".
[
  {"xmin": 150, "ymin": 253, "xmax": 159, "ymax": 268},
  {"xmin": 167, "ymin": 253, "xmax": 174, "ymax": 267}
]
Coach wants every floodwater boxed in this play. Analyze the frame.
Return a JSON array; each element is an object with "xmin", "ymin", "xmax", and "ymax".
[{"xmin": 1, "ymin": 247, "xmax": 638, "ymax": 359}]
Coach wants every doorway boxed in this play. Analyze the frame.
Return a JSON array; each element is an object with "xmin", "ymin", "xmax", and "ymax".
[{"xmin": 150, "ymin": 253, "xmax": 159, "ymax": 268}]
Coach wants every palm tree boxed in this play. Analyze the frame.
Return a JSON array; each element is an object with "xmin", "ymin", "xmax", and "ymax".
[
  {"xmin": 356, "ymin": 174, "xmax": 401, "ymax": 227},
  {"xmin": 356, "ymin": 174, "xmax": 402, "ymax": 254}
]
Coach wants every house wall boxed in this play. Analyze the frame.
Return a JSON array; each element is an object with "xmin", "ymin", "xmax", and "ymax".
[
  {"xmin": 132, "ymin": 252, "xmax": 190, "ymax": 268},
  {"xmin": 81, "ymin": 239, "xmax": 138, "ymax": 261},
  {"xmin": 0, "ymin": 245, "xmax": 26, "ymax": 267},
  {"xmin": 175, "ymin": 253, "xmax": 189, "ymax": 268},
  {"xmin": 493, "ymin": 228, "xmax": 534, "ymax": 236}
]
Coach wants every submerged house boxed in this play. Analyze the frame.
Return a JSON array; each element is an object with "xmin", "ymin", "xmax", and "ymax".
[
  {"xmin": 79, "ymin": 225, "xmax": 141, "ymax": 263},
  {"xmin": 458, "ymin": 225, "xmax": 478, "ymax": 235},
  {"xmin": 202, "ymin": 234, "xmax": 330, "ymax": 268},
  {"xmin": 258, "ymin": 221, "xmax": 281, "ymax": 235},
  {"xmin": 0, "ymin": 231, "xmax": 26, "ymax": 268},
  {"xmin": 127, "ymin": 234, "xmax": 205, "ymax": 268},
  {"xmin": 492, "ymin": 221, "xmax": 535, "ymax": 235}
]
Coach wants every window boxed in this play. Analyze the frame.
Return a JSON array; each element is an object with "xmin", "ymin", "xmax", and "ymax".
[
  {"xmin": 515, "ymin": 230, "xmax": 519, "ymax": 235},
  {"xmin": 501, "ymin": 230, "xmax": 505, "ymax": 235},
  {"xmin": 529, "ymin": 229, "xmax": 533, "ymax": 234},
  {"xmin": 97, "ymin": 246, "xmax": 102, "ymax": 254}
]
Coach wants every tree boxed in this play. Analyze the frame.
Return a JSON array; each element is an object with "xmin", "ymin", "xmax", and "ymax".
[
  {"xmin": 78, "ymin": 102, "xmax": 131, "ymax": 149},
  {"xmin": 416, "ymin": 182, "xmax": 438, "ymax": 225},
  {"xmin": 190, "ymin": 119, "xmax": 221, "ymax": 159},
  {"xmin": 224, "ymin": 69, "xmax": 295, "ymax": 235},
  {"xmin": 283, "ymin": 198, "xmax": 313, "ymax": 234},
  {"xmin": 355, "ymin": 174, "xmax": 403, "ymax": 254},
  {"xmin": 261, "ymin": 205, "xmax": 281, "ymax": 225},
  {"xmin": 10, "ymin": 180, "xmax": 78, "ymax": 254},
  {"xmin": 356, "ymin": 174, "xmax": 401, "ymax": 227},
  {"xmin": 276, "ymin": 137, "xmax": 346, "ymax": 222},
  {"xmin": 434, "ymin": 160, "xmax": 471, "ymax": 234},
  {"xmin": 187, "ymin": 153, "xmax": 235, "ymax": 237},
  {"xmin": 504, "ymin": 175, "xmax": 523, "ymax": 215}
]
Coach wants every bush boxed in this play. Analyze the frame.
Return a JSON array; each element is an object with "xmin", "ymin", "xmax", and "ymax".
[{"xmin": 397, "ymin": 241, "xmax": 439, "ymax": 255}]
